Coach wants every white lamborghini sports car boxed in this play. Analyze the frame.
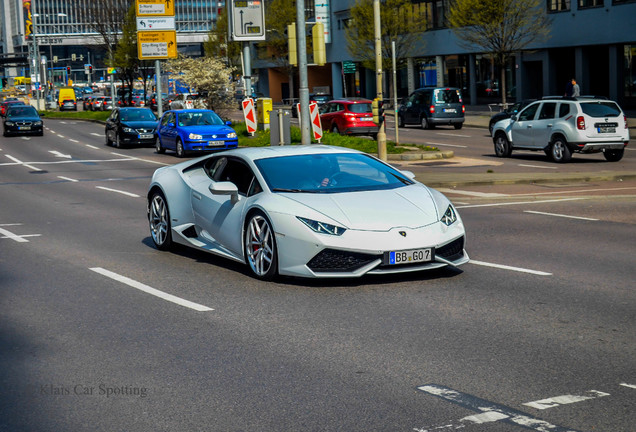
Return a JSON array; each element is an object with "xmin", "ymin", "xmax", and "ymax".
[{"xmin": 147, "ymin": 145, "xmax": 468, "ymax": 280}]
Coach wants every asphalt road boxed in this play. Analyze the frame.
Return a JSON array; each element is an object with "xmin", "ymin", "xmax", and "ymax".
[{"xmin": 1, "ymin": 119, "xmax": 635, "ymax": 431}]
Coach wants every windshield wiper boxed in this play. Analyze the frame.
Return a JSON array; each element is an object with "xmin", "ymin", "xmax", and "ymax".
[{"xmin": 272, "ymin": 188, "xmax": 315, "ymax": 193}]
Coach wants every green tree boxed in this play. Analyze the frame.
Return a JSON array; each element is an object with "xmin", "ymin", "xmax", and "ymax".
[
  {"xmin": 447, "ymin": 0, "xmax": 552, "ymax": 104},
  {"xmin": 204, "ymin": 6, "xmax": 241, "ymax": 68},
  {"xmin": 345, "ymin": 0, "xmax": 428, "ymax": 72}
]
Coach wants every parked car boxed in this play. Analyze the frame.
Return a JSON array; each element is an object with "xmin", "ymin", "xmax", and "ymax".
[
  {"xmin": 488, "ymin": 99, "xmax": 536, "ymax": 135},
  {"xmin": 0, "ymin": 100, "xmax": 26, "ymax": 117},
  {"xmin": 146, "ymin": 145, "xmax": 468, "ymax": 280},
  {"xmin": 3, "ymin": 105, "xmax": 44, "ymax": 136},
  {"xmin": 397, "ymin": 87, "xmax": 465, "ymax": 129},
  {"xmin": 105, "ymin": 107, "xmax": 157, "ymax": 148},
  {"xmin": 319, "ymin": 98, "xmax": 378, "ymax": 137},
  {"xmin": 147, "ymin": 93, "xmax": 167, "ymax": 111},
  {"xmin": 60, "ymin": 99, "xmax": 77, "ymax": 111},
  {"xmin": 491, "ymin": 96, "xmax": 630, "ymax": 163},
  {"xmin": 156, "ymin": 109, "xmax": 238, "ymax": 157},
  {"xmin": 310, "ymin": 93, "xmax": 331, "ymax": 107}
]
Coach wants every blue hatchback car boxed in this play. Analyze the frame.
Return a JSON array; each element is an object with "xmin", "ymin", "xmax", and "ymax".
[{"xmin": 156, "ymin": 109, "xmax": 238, "ymax": 157}]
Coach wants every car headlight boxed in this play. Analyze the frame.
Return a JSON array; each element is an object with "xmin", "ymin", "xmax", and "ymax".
[
  {"xmin": 188, "ymin": 133, "xmax": 203, "ymax": 140},
  {"xmin": 227, "ymin": 132, "xmax": 237, "ymax": 138},
  {"xmin": 34, "ymin": 121, "xmax": 42, "ymax": 126},
  {"xmin": 441, "ymin": 205, "xmax": 457, "ymax": 226},
  {"xmin": 297, "ymin": 217, "xmax": 346, "ymax": 236},
  {"xmin": 123, "ymin": 127, "xmax": 135, "ymax": 133},
  {"xmin": 5, "ymin": 121, "xmax": 14, "ymax": 126}
]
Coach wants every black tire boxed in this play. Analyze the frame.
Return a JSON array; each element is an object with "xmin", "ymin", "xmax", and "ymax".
[
  {"xmin": 175, "ymin": 138, "xmax": 185, "ymax": 158},
  {"xmin": 421, "ymin": 116, "xmax": 429, "ymax": 129},
  {"xmin": 454, "ymin": 123, "xmax": 463, "ymax": 130},
  {"xmin": 493, "ymin": 133, "xmax": 512, "ymax": 157},
  {"xmin": 156, "ymin": 137, "xmax": 165, "ymax": 154},
  {"xmin": 113, "ymin": 133, "xmax": 121, "ymax": 148},
  {"xmin": 489, "ymin": 121, "xmax": 495, "ymax": 136},
  {"xmin": 105, "ymin": 130, "xmax": 112, "ymax": 146},
  {"xmin": 244, "ymin": 211, "xmax": 278, "ymax": 281},
  {"xmin": 148, "ymin": 191, "xmax": 172, "ymax": 251},
  {"xmin": 332, "ymin": 125, "xmax": 341, "ymax": 135},
  {"xmin": 603, "ymin": 148, "xmax": 624, "ymax": 162},
  {"xmin": 550, "ymin": 137, "xmax": 571, "ymax": 163}
]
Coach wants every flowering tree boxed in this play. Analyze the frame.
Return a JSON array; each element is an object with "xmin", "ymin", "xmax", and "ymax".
[{"xmin": 164, "ymin": 55, "xmax": 236, "ymax": 115}]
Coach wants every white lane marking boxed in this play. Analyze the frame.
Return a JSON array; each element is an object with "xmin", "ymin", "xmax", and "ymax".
[
  {"xmin": 524, "ymin": 210, "xmax": 599, "ymax": 221},
  {"xmin": 57, "ymin": 176, "xmax": 78, "ymax": 182},
  {"xmin": 95, "ymin": 186, "xmax": 140, "ymax": 198},
  {"xmin": 57, "ymin": 135, "xmax": 65, "ymax": 138},
  {"xmin": 89, "ymin": 267, "xmax": 213, "ymax": 312},
  {"xmin": 620, "ymin": 383, "xmax": 636, "ymax": 389},
  {"xmin": 5, "ymin": 154, "xmax": 42, "ymax": 171},
  {"xmin": 69, "ymin": 139, "xmax": 79, "ymax": 143},
  {"xmin": 437, "ymin": 188, "xmax": 508, "ymax": 198},
  {"xmin": 90, "ymin": 132, "xmax": 102, "ymax": 137},
  {"xmin": 461, "ymin": 411, "xmax": 509, "ymax": 424},
  {"xmin": 425, "ymin": 141, "xmax": 467, "ymax": 148},
  {"xmin": 110, "ymin": 152, "xmax": 170, "ymax": 166},
  {"xmin": 1, "ymin": 234, "xmax": 41, "ymax": 240},
  {"xmin": 518, "ymin": 163, "xmax": 558, "ymax": 170},
  {"xmin": 456, "ymin": 197, "xmax": 586, "ymax": 209},
  {"xmin": 0, "ymin": 226, "xmax": 33, "ymax": 243},
  {"xmin": 511, "ymin": 186, "xmax": 636, "ymax": 197},
  {"xmin": 523, "ymin": 390, "xmax": 610, "ymax": 410},
  {"xmin": 469, "ymin": 260, "xmax": 552, "ymax": 276},
  {"xmin": 49, "ymin": 150, "xmax": 72, "ymax": 159},
  {"xmin": 436, "ymin": 132, "xmax": 471, "ymax": 138},
  {"xmin": 0, "ymin": 156, "xmax": 135, "ymax": 168},
  {"xmin": 85, "ymin": 144, "xmax": 98, "ymax": 149}
]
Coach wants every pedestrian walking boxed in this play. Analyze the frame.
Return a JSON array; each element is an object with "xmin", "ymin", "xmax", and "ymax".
[{"xmin": 572, "ymin": 79, "xmax": 580, "ymax": 97}]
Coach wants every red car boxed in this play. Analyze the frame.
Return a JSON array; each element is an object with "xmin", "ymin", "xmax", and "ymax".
[
  {"xmin": 319, "ymin": 98, "xmax": 378, "ymax": 138},
  {"xmin": 1, "ymin": 100, "xmax": 26, "ymax": 117}
]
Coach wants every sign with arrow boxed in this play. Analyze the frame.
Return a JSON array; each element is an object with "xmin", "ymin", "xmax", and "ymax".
[
  {"xmin": 229, "ymin": 0, "xmax": 266, "ymax": 41},
  {"xmin": 137, "ymin": 31, "xmax": 177, "ymax": 59},
  {"xmin": 136, "ymin": 17, "xmax": 175, "ymax": 31}
]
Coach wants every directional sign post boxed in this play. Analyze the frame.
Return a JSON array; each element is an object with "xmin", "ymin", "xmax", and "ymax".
[
  {"xmin": 136, "ymin": 0, "xmax": 177, "ymax": 60},
  {"xmin": 137, "ymin": 31, "xmax": 177, "ymax": 59},
  {"xmin": 136, "ymin": 17, "xmax": 176, "ymax": 31},
  {"xmin": 136, "ymin": 0, "xmax": 175, "ymax": 16},
  {"xmin": 229, "ymin": 0, "xmax": 266, "ymax": 41}
]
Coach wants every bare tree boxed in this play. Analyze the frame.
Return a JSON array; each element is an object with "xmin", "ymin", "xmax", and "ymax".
[{"xmin": 83, "ymin": 0, "xmax": 131, "ymax": 65}]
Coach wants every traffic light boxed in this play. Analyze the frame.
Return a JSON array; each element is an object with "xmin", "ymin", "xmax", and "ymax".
[
  {"xmin": 287, "ymin": 23, "xmax": 297, "ymax": 67},
  {"xmin": 88, "ymin": 64, "xmax": 92, "ymax": 73},
  {"xmin": 372, "ymin": 98, "xmax": 384, "ymax": 125},
  {"xmin": 66, "ymin": 66, "xmax": 71, "ymax": 75},
  {"xmin": 312, "ymin": 22, "xmax": 326, "ymax": 66}
]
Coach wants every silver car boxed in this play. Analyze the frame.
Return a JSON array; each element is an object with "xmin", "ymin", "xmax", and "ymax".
[{"xmin": 492, "ymin": 97, "xmax": 630, "ymax": 163}]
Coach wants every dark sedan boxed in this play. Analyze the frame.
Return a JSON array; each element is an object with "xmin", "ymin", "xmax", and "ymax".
[
  {"xmin": 489, "ymin": 99, "xmax": 536, "ymax": 135},
  {"xmin": 105, "ymin": 107, "xmax": 158, "ymax": 148},
  {"xmin": 3, "ymin": 105, "xmax": 44, "ymax": 136},
  {"xmin": 1, "ymin": 100, "xmax": 26, "ymax": 117}
]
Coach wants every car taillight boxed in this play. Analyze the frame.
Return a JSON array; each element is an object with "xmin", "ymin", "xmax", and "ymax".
[
  {"xmin": 576, "ymin": 116, "xmax": 585, "ymax": 130},
  {"xmin": 429, "ymin": 105, "xmax": 435, "ymax": 114},
  {"xmin": 462, "ymin": 105, "xmax": 465, "ymax": 113}
]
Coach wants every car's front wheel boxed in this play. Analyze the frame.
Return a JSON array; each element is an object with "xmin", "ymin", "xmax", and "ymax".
[
  {"xmin": 175, "ymin": 138, "xmax": 185, "ymax": 158},
  {"xmin": 493, "ymin": 133, "xmax": 512, "ymax": 157},
  {"xmin": 148, "ymin": 191, "xmax": 172, "ymax": 251},
  {"xmin": 244, "ymin": 211, "xmax": 278, "ymax": 280},
  {"xmin": 550, "ymin": 137, "xmax": 571, "ymax": 163},
  {"xmin": 603, "ymin": 148, "xmax": 624, "ymax": 162},
  {"xmin": 156, "ymin": 137, "xmax": 165, "ymax": 154}
]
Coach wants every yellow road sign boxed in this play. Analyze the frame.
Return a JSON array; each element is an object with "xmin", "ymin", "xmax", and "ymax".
[
  {"xmin": 136, "ymin": 0, "xmax": 175, "ymax": 17},
  {"xmin": 137, "ymin": 31, "xmax": 177, "ymax": 59}
]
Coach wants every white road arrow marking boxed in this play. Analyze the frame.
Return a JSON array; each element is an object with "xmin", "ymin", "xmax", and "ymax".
[{"xmin": 49, "ymin": 150, "xmax": 72, "ymax": 159}]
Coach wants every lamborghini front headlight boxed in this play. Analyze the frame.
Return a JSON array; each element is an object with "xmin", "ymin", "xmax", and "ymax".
[{"xmin": 297, "ymin": 217, "xmax": 346, "ymax": 236}]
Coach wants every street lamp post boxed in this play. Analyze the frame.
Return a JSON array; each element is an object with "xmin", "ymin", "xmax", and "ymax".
[{"xmin": 31, "ymin": 0, "xmax": 41, "ymax": 110}]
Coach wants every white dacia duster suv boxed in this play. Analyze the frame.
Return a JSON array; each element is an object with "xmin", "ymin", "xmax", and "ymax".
[{"xmin": 491, "ymin": 97, "xmax": 630, "ymax": 163}]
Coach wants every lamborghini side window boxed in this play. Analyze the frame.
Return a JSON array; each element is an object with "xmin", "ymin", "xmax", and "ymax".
[
  {"xmin": 216, "ymin": 158, "xmax": 256, "ymax": 195},
  {"xmin": 207, "ymin": 157, "xmax": 227, "ymax": 180}
]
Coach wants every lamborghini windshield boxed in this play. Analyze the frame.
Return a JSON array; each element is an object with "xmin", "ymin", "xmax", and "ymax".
[{"xmin": 254, "ymin": 153, "xmax": 414, "ymax": 193}]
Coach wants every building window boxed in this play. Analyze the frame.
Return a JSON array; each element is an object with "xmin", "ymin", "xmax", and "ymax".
[
  {"xmin": 624, "ymin": 45, "xmax": 636, "ymax": 98},
  {"xmin": 578, "ymin": 0, "xmax": 603, "ymax": 7},
  {"xmin": 548, "ymin": 0, "xmax": 571, "ymax": 12}
]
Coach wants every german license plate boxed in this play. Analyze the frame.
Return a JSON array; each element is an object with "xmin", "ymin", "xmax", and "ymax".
[
  {"xmin": 386, "ymin": 248, "xmax": 433, "ymax": 265},
  {"xmin": 207, "ymin": 141, "xmax": 224, "ymax": 146},
  {"xmin": 19, "ymin": 126, "xmax": 31, "ymax": 130},
  {"xmin": 139, "ymin": 134, "xmax": 153, "ymax": 139},
  {"xmin": 444, "ymin": 108, "xmax": 456, "ymax": 113},
  {"xmin": 598, "ymin": 126, "xmax": 615, "ymax": 133},
  {"xmin": 361, "ymin": 116, "xmax": 372, "ymax": 121}
]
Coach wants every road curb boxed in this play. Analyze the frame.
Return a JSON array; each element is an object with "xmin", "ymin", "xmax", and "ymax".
[{"xmin": 387, "ymin": 150, "xmax": 455, "ymax": 161}]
